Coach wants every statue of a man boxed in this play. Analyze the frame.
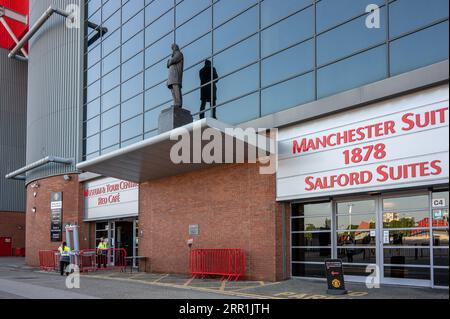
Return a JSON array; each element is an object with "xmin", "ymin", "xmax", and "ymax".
[{"xmin": 167, "ymin": 44, "xmax": 184, "ymax": 108}]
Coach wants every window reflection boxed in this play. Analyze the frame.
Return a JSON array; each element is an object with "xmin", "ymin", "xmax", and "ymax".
[{"xmin": 199, "ymin": 60, "xmax": 219, "ymax": 119}]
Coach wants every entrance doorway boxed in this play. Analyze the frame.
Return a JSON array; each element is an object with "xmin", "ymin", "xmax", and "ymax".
[
  {"xmin": 95, "ymin": 219, "xmax": 139, "ymax": 266},
  {"xmin": 291, "ymin": 191, "xmax": 449, "ymax": 288},
  {"xmin": 115, "ymin": 221, "xmax": 133, "ymax": 258}
]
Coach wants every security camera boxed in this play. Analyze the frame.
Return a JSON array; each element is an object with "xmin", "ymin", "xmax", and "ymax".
[{"xmin": 63, "ymin": 175, "xmax": 71, "ymax": 181}]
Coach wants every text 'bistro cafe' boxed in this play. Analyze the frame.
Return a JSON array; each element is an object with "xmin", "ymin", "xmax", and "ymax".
[{"xmin": 77, "ymin": 85, "xmax": 449, "ymax": 288}]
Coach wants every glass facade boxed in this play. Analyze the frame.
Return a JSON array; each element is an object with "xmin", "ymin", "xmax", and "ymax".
[
  {"xmin": 83, "ymin": 0, "xmax": 449, "ymax": 159},
  {"xmin": 291, "ymin": 192, "xmax": 449, "ymax": 287}
]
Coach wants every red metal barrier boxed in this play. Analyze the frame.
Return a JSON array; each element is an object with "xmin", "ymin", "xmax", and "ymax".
[
  {"xmin": 189, "ymin": 249, "xmax": 246, "ymax": 281},
  {"xmin": 39, "ymin": 248, "xmax": 128, "ymax": 273},
  {"xmin": 38, "ymin": 250, "xmax": 58, "ymax": 271}
]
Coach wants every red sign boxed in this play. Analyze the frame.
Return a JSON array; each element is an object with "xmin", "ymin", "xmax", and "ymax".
[{"xmin": 0, "ymin": 0, "xmax": 28, "ymax": 50}]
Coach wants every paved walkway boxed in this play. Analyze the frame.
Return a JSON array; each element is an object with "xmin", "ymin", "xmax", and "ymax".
[{"xmin": 1, "ymin": 257, "xmax": 448, "ymax": 299}]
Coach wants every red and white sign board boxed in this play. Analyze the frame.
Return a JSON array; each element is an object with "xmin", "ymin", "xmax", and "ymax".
[
  {"xmin": 83, "ymin": 177, "xmax": 139, "ymax": 221},
  {"xmin": 277, "ymin": 85, "xmax": 449, "ymax": 201}
]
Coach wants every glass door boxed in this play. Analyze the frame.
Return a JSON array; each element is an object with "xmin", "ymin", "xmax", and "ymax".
[
  {"xmin": 335, "ymin": 199, "xmax": 378, "ymax": 282},
  {"xmin": 380, "ymin": 194, "xmax": 432, "ymax": 287}
]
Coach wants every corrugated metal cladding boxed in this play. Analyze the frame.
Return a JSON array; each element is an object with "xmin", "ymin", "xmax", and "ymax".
[
  {"xmin": 26, "ymin": 0, "xmax": 83, "ymax": 184},
  {"xmin": 0, "ymin": 49, "xmax": 27, "ymax": 212}
]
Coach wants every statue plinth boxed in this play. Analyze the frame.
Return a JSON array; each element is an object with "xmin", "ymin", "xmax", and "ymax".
[{"xmin": 158, "ymin": 106, "xmax": 193, "ymax": 134}]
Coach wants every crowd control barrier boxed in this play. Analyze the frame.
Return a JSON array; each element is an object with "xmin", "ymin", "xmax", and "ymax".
[
  {"xmin": 39, "ymin": 248, "xmax": 127, "ymax": 273},
  {"xmin": 39, "ymin": 250, "xmax": 59, "ymax": 271},
  {"xmin": 189, "ymin": 249, "xmax": 246, "ymax": 281}
]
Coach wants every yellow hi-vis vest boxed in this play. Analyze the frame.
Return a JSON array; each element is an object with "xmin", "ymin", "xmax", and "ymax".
[
  {"xmin": 98, "ymin": 242, "xmax": 108, "ymax": 250},
  {"xmin": 58, "ymin": 246, "xmax": 70, "ymax": 256}
]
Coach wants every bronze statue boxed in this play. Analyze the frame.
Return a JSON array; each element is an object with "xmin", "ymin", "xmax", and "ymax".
[{"xmin": 167, "ymin": 44, "xmax": 184, "ymax": 108}]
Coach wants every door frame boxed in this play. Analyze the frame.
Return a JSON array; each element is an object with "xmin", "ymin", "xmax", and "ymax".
[{"xmin": 378, "ymin": 191, "xmax": 432, "ymax": 287}]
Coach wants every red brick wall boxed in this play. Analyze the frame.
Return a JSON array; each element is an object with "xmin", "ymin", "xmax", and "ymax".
[
  {"xmin": 25, "ymin": 174, "xmax": 90, "ymax": 266},
  {"xmin": 0, "ymin": 211, "xmax": 25, "ymax": 250},
  {"xmin": 139, "ymin": 163, "xmax": 288, "ymax": 282}
]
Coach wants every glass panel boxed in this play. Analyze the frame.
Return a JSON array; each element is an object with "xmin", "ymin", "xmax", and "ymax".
[
  {"xmin": 182, "ymin": 33, "xmax": 212, "ymax": 69},
  {"xmin": 385, "ymin": 230, "xmax": 430, "ymax": 246},
  {"xmin": 176, "ymin": 0, "xmax": 210, "ymax": 26},
  {"xmin": 383, "ymin": 211, "xmax": 431, "ymax": 229},
  {"xmin": 102, "ymin": 68, "xmax": 120, "ymax": 93},
  {"xmin": 317, "ymin": 7, "xmax": 386, "ymax": 66},
  {"xmin": 337, "ymin": 248, "xmax": 376, "ymax": 264},
  {"xmin": 214, "ymin": 35, "xmax": 259, "ymax": 77},
  {"xmin": 261, "ymin": 6, "xmax": 314, "ymax": 57},
  {"xmin": 389, "ymin": 0, "xmax": 449, "ymax": 38},
  {"xmin": 292, "ymin": 232, "xmax": 331, "ymax": 247},
  {"xmin": 261, "ymin": 72, "xmax": 315, "ymax": 116},
  {"xmin": 144, "ymin": 82, "xmax": 172, "ymax": 111},
  {"xmin": 433, "ymin": 229, "xmax": 449, "ymax": 247},
  {"xmin": 145, "ymin": 0, "xmax": 174, "ymax": 26},
  {"xmin": 101, "ymin": 125, "xmax": 120, "ymax": 148},
  {"xmin": 216, "ymin": 93, "xmax": 259, "ymax": 125},
  {"xmin": 261, "ymin": 0, "xmax": 311, "ymax": 28},
  {"xmin": 102, "ymin": 1, "xmax": 120, "ymax": 21},
  {"xmin": 85, "ymin": 116, "xmax": 100, "ymax": 137},
  {"xmin": 101, "ymin": 106, "xmax": 120, "ymax": 130},
  {"xmin": 317, "ymin": 45, "xmax": 387, "ymax": 99},
  {"xmin": 86, "ymin": 98, "xmax": 101, "ymax": 120},
  {"xmin": 103, "ymin": 48, "xmax": 120, "ymax": 75},
  {"xmin": 214, "ymin": 0, "xmax": 257, "ymax": 27},
  {"xmin": 383, "ymin": 195, "xmax": 429, "ymax": 211},
  {"xmin": 316, "ymin": 0, "xmax": 385, "ymax": 33},
  {"xmin": 122, "ymin": 53, "xmax": 144, "ymax": 82},
  {"xmin": 176, "ymin": 9, "xmax": 211, "ymax": 48},
  {"xmin": 122, "ymin": 11, "xmax": 144, "ymax": 43},
  {"xmin": 342, "ymin": 264, "xmax": 375, "ymax": 277},
  {"xmin": 121, "ymin": 115, "xmax": 143, "ymax": 141},
  {"xmin": 384, "ymin": 266, "xmax": 430, "ymax": 280},
  {"xmin": 214, "ymin": 7, "xmax": 258, "ymax": 53},
  {"xmin": 87, "ymin": 80, "xmax": 101, "ymax": 103},
  {"xmin": 292, "ymin": 217, "xmax": 332, "ymax": 232},
  {"xmin": 432, "ymin": 191, "xmax": 449, "ymax": 205},
  {"xmin": 292, "ymin": 202, "xmax": 332, "ymax": 217},
  {"xmin": 145, "ymin": 59, "xmax": 167, "ymax": 89},
  {"xmin": 102, "ymin": 87, "xmax": 120, "ymax": 111},
  {"xmin": 432, "ymin": 209, "xmax": 449, "ymax": 227},
  {"xmin": 337, "ymin": 231, "xmax": 376, "ymax": 246},
  {"xmin": 145, "ymin": 32, "xmax": 174, "ymax": 68},
  {"xmin": 337, "ymin": 215, "xmax": 376, "ymax": 230},
  {"xmin": 390, "ymin": 21, "xmax": 449, "ymax": 76},
  {"xmin": 384, "ymin": 248, "xmax": 430, "ymax": 266},
  {"xmin": 122, "ymin": 31, "xmax": 144, "ymax": 62},
  {"xmin": 215, "ymin": 64, "xmax": 259, "ymax": 105},
  {"xmin": 145, "ymin": 104, "xmax": 168, "ymax": 132},
  {"xmin": 292, "ymin": 263, "xmax": 325, "ymax": 278},
  {"xmin": 337, "ymin": 200, "xmax": 376, "ymax": 215},
  {"xmin": 121, "ymin": 94, "xmax": 143, "ymax": 121},
  {"xmin": 434, "ymin": 248, "xmax": 449, "ymax": 266},
  {"xmin": 433, "ymin": 268, "xmax": 449, "ymax": 287},
  {"xmin": 85, "ymin": 134, "xmax": 100, "ymax": 154},
  {"xmin": 261, "ymin": 39, "xmax": 314, "ymax": 87},
  {"xmin": 292, "ymin": 248, "xmax": 331, "ymax": 263},
  {"xmin": 145, "ymin": 9, "xmax": 174, "ymax": 46},
  {"xmin": 122, "ymin": 0, "xmax": 144, "ymax": 23},
  {"xmin": 121, "ymin": 73, "xmax": 143, "ymax": 102}
]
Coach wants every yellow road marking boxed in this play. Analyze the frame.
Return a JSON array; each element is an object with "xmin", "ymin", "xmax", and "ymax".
[
  {"xmin": 153, "ymin": 274, "xmax": 169, "ymax": 283},
  {"xmin": 183, "ymin": 277, "xmax": 195, "ymax": 286},
  {"xmin": 83, "ymin": 274, "xmax": 282, "ymax": 299}
]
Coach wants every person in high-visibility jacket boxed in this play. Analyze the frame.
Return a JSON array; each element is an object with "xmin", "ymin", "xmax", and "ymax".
[
  {"xmin": 58, "ymin": 242, "xmax": 71, "ymax": 276},
  {"xmin": 97, "ymin": 237, "xmax": 109, "ymax": 269}
]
